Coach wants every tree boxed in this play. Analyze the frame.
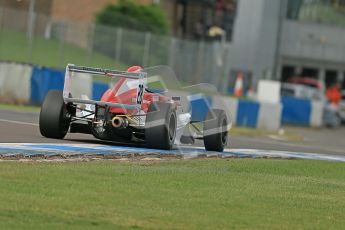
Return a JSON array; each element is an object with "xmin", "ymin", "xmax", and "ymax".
[{"xmin": 96, "ymin": 0, "xmax": 169, "ymax": 35}]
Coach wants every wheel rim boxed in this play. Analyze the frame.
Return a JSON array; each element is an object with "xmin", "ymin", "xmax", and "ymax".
[
  {"xmin": 221, "ymin": 118, "xmax": 228, "ymax": 145},
  {"xmin": 60, "ymin": 104, "xmax": 70, "ymax": 133},
  {"xmin": 168, "ymin": 113, "xmax": 176, "ymax": 142}
]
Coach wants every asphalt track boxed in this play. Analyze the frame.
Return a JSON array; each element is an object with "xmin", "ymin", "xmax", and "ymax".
[{"xmin": 0, "ymin": 108, "xmax": 345, "ymax": 161}]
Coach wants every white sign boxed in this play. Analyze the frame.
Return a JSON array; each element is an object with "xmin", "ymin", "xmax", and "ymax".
[{"xmin": 257, "ymin": 80, "xmax": 281, "ymax": 104}]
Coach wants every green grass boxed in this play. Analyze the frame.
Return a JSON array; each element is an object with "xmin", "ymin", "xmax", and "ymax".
[
  {"xmin": 0, "ymin": 29, "xmax": 127, "ymax": 70},
  {"xmin": 0, "ymin": 159, "xmax": 344, "ymax": 229}
]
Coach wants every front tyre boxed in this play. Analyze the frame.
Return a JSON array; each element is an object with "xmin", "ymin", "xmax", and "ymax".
[
  {"xmin": 145, "ymin": 102, "xmax": 177, "ymax": 150},
  {"xmin": 39, "ymin": 90, "xmax": 70, "ymax": 139},
  {"xmin": 203, "ymin": 109, "xmax": 228, "ymax": 152}
]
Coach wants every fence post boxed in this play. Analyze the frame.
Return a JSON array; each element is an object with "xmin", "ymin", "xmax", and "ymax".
[
  {"xmin": 0, "ymin": 6, "xmax": 3, "ymax": 51},
  {"xmin": 58, "ymin": 22, "xmax": 66, "ymax": 68},
  {"xmin": 194, "ymin": 41, "xmax": 205, "ymax": 84},
  {"xmin": 168, "ymin": 37, "xmax": 176, "ymax": 68},
  {"xmin": 115, "ymin": 27, "xmax": 123, "ymax": 63},
  {"xmin": 44, "ymin": 21, "xmax": 51, "ymax": 39},
  {"xmin": 142, "ymin": 32, "xmax": 151, "ymax": 67},
  {"xmin": 210, "ymin": 42, "xmax": 218, "ymax": 87},
  {"xmin": 27, "ymin": 0, "xmax": 36, "ymax": 40},
  {"xmin": 221, "ymin": 47, "xmax": 231, "ymax": 94},
  {"xmin": 87, "ymin": 23, "xmax": 95, "ymax": 66},
  {"xmin": 0, "ymin": 6, "xmax": 3, "ymax": 30},
  {"xmin": 27, "ymin": 18, "xmax": 35, "ymax": 64},
  {"xmin": 220, "ymin": 32, "xmax": 230, "ymax": 94},
  {"xmin": 27, "ymin": 0, "xmax": 37, "ymax": 63}
]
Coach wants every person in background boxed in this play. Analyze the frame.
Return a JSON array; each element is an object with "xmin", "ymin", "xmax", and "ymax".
[
  {"xmin": 324, "ymin": 82, "xmax": 342, "ymax": 128},
  {"xmin": 326, "ymin": 83, "xmax": 341, "ymax": 106}
]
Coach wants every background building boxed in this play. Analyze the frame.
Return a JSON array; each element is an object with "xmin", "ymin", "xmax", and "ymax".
[
  {"xmin": 1, "ymin": 0, "xmax": 345, "ymax": 91},
  {"xmin": 225, "ymin": 0, "xmax": 345, "ymax": 90}
]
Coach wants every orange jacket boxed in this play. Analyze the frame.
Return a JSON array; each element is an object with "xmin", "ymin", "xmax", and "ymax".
[{"xmin": 326, "ymin": 87, "xmax": 341, "ymax": 105}]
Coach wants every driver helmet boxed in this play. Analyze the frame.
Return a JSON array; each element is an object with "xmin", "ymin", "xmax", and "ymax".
[{"xmin": 127, "ymin": 66, "xmax": 142, "ymax": 73}]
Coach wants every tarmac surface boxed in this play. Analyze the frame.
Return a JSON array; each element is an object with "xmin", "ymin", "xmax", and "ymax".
[{"xmin": 0, "ymin": 108, "xmax": 344, "ymax": 157}]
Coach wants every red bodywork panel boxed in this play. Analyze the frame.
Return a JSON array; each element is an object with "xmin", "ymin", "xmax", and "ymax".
[{"xmin": 100, "ymin": 78, "xmax": 170, "ymax": 115}]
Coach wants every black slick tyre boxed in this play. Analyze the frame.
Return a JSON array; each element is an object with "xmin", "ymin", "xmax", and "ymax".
[
  {"xmin": 39, "ymin": 90, "xmax": 70, "ymax": 139},
  {"xmin": 203, "ymin": 109, "xmax": 228, "ymax": 152},
  {"xmin": 145, "ymin": 102, "xmax": 177, "ymax": 150}
]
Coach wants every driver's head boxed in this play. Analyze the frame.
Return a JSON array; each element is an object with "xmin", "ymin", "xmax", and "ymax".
[{"xmin": 127, "ymin": 66, "xmax": 142, "ymax": 73}]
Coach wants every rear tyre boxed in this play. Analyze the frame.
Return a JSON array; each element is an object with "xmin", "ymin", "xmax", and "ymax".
[
  {"xmin": 203, "ymin": 109, "xmax": 228, "ymax": 152},
  {"xmin": 145, "ymin": 102, "xmax": 177, "ymax": 150},
  {"xmin": 39, "ymin": 90, "xmax": 70, "ymax": 139}
]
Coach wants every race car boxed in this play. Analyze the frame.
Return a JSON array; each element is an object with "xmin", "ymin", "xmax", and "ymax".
[{"xmin": 39, "ymin": 64, "xmax": 229, "ymax": 151}]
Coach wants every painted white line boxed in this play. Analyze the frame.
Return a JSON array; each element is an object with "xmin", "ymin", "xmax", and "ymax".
[{"xmin": 0, "ymin": 119, "xmax": 38, "ymax": 126}]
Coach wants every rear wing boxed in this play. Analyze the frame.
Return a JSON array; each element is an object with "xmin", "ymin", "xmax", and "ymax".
[{"xmin": 63, "ymin": 64, "xmax": 147, "ymax": 111}]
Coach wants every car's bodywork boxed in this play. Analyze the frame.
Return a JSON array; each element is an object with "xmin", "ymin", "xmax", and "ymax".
[
  {"xmin": 39, "ymin": 64, "xmax": 229, "ymax": 151},
  {"xmin": 62, "ymin": 64, "xmax": 192, "ymax": 145}
]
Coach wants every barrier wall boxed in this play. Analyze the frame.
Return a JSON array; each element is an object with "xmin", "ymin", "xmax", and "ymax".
[
  {"xmin": 0, "ymin": 61, "xmax": 325, "ymax": 129},
  {"xmin": 310, "ymin": 101, "xmax": 324, "ymax": 127},
  {"xmin": 280, "ymin": 96, "xmax": 324, "ymax": 127},
  {"xmin": 281, "ymin": 96, "xmax": 311, "ymax": 126},
  {"xmin": 0, "ymin": 62, "xmax": 32, "ymax": 104},
  {"xmin": 30, "ymin": 67, "xmax": 65, "ymax": 104},
  {"xmin": 258, "ymin": 103, "xmax": 282, "ymax": 130},
  {"xmin": 236, "ymin": 100, "xmax": 260, "ymax": 128},
  {"xmin": 31, "ymin": 67, "xmax": 92, "ymax": 105}
]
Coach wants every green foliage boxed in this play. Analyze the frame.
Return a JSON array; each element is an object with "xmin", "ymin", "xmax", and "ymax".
[{"xmin": 96, "ymin": 0, "xmax": 169, "ymax": 35}]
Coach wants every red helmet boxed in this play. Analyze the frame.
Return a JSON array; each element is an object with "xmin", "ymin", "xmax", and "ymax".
[{"xmin": 127, "ymin": 66, "xmax": 142, "ymax": 73}]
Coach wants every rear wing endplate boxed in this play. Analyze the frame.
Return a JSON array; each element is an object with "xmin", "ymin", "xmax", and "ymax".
[{"xmin": 63, "ymin": 64, "xmax": 146, "ymax": 111}]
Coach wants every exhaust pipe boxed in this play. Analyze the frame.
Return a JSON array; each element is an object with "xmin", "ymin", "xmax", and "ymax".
[{"xmin": 111, "ymin": 116, "xmax": 128, "ymax": 128}]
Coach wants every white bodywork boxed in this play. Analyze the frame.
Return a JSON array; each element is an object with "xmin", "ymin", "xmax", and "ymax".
[{"xmin": 64, "ymin": 64, "xmax": 192, "ymax": 144}]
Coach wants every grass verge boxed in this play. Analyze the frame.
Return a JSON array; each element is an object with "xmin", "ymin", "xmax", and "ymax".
[
  {"xmin": 0, "ymin": 29, "xmax": 127, "ymax": 70},
  {"xmin": 0, "ymin": 159, "xmax": 344, "ymax": 229}
]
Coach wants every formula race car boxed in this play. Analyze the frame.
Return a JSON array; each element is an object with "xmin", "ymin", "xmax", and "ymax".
[{"xmin": 39, "ymin": 64, "xmax": 229, "ymax": 151}]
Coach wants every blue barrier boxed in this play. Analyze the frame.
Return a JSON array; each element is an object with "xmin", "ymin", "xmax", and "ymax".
[
  {"xmin": 281, "ymin": 96, "xmax": 311, "ymax": 126},
  {"xmin": 30, "ymin": 67, "xmax": 64, "ymax": 104},
  {"xmin": 236, "ymin": 100, "xmax": 259, "ymax": 128},
  {"xmin": 18, "ymin": 62, "xmax": 319, "ymax": 129},
  {"xmin": 92, "ymin": 82, "xmax": 109, "ymax": 101},
  {"xmin": 190, "ymin": 95, "xmax": 212, "ymax": 122}
]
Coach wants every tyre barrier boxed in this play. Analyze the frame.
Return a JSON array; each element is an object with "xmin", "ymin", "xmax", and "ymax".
[{"xmin": 0, "ymin": 61, "xmax": 324, "ymax": 130}]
